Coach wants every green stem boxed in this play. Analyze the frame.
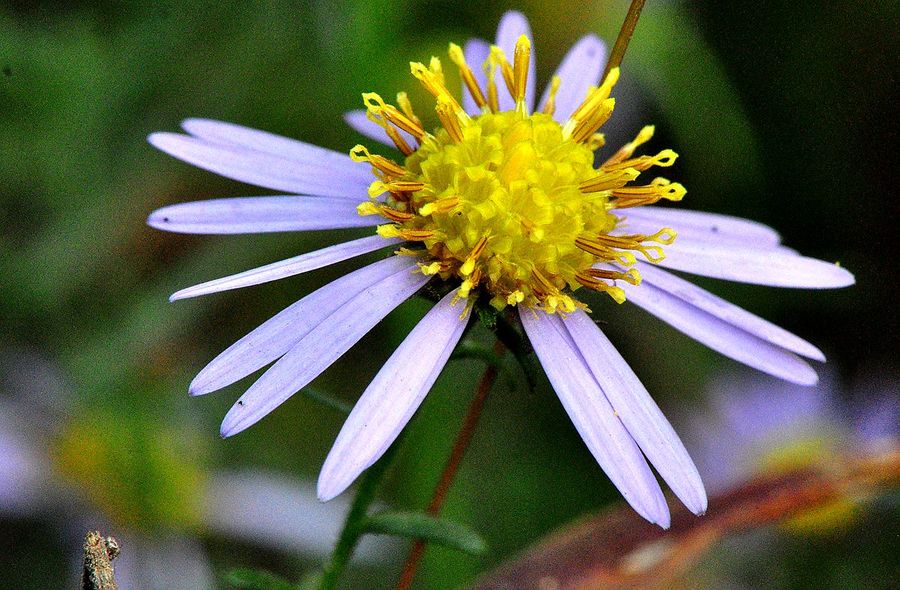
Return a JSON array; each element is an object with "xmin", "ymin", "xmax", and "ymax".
[{"xmin": 318, "ymin": 440, "xmax": 401, "ymax": 590}]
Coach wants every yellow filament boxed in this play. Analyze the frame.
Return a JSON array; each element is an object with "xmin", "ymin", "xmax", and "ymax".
[
  {"xmin": 449, "ymin": 43, "xmax": 488, "ymax": 110},
  {"xmin": 542, "ymin": 75, "xmax": 561, "ymax": 115}
]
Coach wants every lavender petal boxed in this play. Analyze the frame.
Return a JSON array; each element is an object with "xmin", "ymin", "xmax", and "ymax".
[
  {"xmin": 658, "ymin": 241, "xmax": 856, "ymax": 288},
  {"xmin": 318, "ymin": 290, "xmax": 468, "ymax": 501},
  {"xmin": 170, "ymin": 235, "xmax": 400, "ymax": 301},
  {"xmin": 622, "ymin": 279, "xmax": 820, "ymax": 385},
  {"xmin": 147, "ymin": 196, "xmax": 378, "ymax": 235},
  {"xmin": 620, "ymin": 206, "xmax": 782, "ymax": 247},
  {"xmin": 562, "ymin": 309, "xmax": 707, "ymax": 515},
  {"xmin": 219, "ymin": 261, "xmax": 431, "ymax": 437},
  {"xmin": 636, "ymin": 263, "xmax": 825, "ymax": 361},
  {"xmin": 520, "ymin": 309, "xmax": 671, "ymax": 528},
  {"xmin": 180, "ymin": 118, "xmax": 370, "ymax": 183},
  {"xmin": 189, "ymin": 255, "xmax": 414, "ymax": 396},
  {"xmin": 538, "ymin": 35, "xmax": 606, "ymax": 123},
  {"xmin": 149, "ymin": 133, "xmax": 368, "ymax": 198}
]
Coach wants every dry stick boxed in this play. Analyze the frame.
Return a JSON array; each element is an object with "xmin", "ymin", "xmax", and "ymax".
[
  {"xmin": 603, "ymin": 0, "xmax": 648, "ymax": 79},
  {"xmin": 81, "ymin": 531, "xmax": 120, "ymax": 590},
  {"xmin": 395, "ymin": 341, "xmax": 504, "ymax": 590}
]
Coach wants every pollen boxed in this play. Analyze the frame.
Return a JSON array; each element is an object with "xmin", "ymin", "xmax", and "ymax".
[{"xmin": 353, "ymin": 35, "xmax": 685, "ymax": 313}]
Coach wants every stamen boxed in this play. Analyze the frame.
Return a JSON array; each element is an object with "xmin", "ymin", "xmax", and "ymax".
[
  {"xmin": 377, "ymin": 224, "xmax": 436, "ymax": 241},
  {"xmin": 410, "ymin": 61, "xmax": 465, "ymax": 118},
  {"xmin": 571, "ymin": 97, "xmax": 615, "ymax": 143},
  {"xmin": 396, "ymin": 92, "xmax": 423, "ymax": 129},
  {"xmin": 419, "ymin": 196, "xmax": 459, "ymax": 216},
  {"xmin": 448, "ymin": 43, "xmax": 488, "ymax": 110},
  {"xmin": 587, "ymin": 267, "xmax": 642, "ymax": 285},
  {"xmin": 575, "ymin": 237, "xmax": 638, "ymax": 266},
  {"xmin": 564, "ymin": 67, "xmax": 620, "ymax": 138},
  {"xmin": 363, "ymin": 92, "xmax": 427, "ymax": 141},
  {"xmin": 611, "ymin": 178, "xmax": 686, "ymax": 208},
  {"xmin": 357, "ymin": 201, "xmax": 414, "ymax": 222},
  {"xmin": 484, "ymin": 57, "xmax": 500, "ymax": 112},
  {"xmin": 580, "ymin": 168, "xmax": 641, "ymax": 193},
  {"xmin": 541, "ymin": 75, "xmax": 561, "ymax": 115},
  {"xmin": 460, "ymin": 236, "xmax": 488, "ymax": 275},
  {"xmin": 365, "ymin": 109, "xmax": 414, "ymax": 155},
  {"xmin": 604, "ymin": 125, "xmax": 655, "ymax": 166},
  {"xmin": 349, "ymin": 145, "xmax": 407, "ymax": 178},
  {"xmin": 436, "ymin": 97, "xmax": 465, "ymax": 142},
  {"xmin": 512, "ymin": 35, "xmax": 531, "ymax": 112},
  {"xmin": 489, "ymin": 46, "xmax": 515, "ymax": 99},
  {"xmin": 586, "ymin": 132, "xmax": 606, "ymax": 151},
  {"xmin": 367, "ymin": 180, "xmax": 426, "ymax": 198},
  {"xmin": 603, "ymin": 149, "xmax": 678, "ymax": 172},
  {"xmin": 575, "ymin": 272, "xmax": 627, "ymax": 304}
]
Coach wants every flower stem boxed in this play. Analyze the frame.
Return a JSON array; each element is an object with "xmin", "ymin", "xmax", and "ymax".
[
  {"xmin": 319, "ymin": 440, "xmax": 401, "ymax": 590},
  {"xmin": 395, "ymin": 341, "xmax": 504, "ymax": 590},
  {"xmin": 603, "ymin": 0, "xmax": 647, "ymax": 79}
]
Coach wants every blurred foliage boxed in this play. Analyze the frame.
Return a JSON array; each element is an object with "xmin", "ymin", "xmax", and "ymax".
[{"xmin": 0, "ymin": 0, "xmax": 897, "ymax": 588}]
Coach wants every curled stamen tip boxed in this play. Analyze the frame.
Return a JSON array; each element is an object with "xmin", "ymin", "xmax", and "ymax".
[
  {"xmin": 349, "ymin": 144, "xmax": 369, "ymax": 161},
  {"xmin": 654, "ymin": 149, "xmax": 678, "ymax": 166}
]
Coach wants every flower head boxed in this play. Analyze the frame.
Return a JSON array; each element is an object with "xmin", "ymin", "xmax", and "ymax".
[{"xmin": 148, "ymin": 11, "xmax": 854, "ymax": 528}]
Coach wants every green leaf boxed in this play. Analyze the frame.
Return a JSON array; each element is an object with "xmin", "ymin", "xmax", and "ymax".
[
  {"xmin": 225, "ymin": 568, "xmax": 298, "ymax": 590},
  {"xmin": 363, "ymin": 511, "xmax": 487, "ymax": 555}
]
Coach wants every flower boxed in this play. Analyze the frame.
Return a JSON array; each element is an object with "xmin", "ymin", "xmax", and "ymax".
[
  {"xmin": 148, "ymin": 12, "xmax": 854, "ymax": 527},
  {"xmin": 681, "ymin": 369, "xmax": 898, "ymax": 497}
]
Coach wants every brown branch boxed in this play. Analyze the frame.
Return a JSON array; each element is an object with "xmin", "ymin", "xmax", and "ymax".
[
  {"xmin": 471, "ymin": 447, "xmax": 900, "ymax": 590},
  {"xmin": 81, "ymin": 531, "xmax": 120, "ymax": 590},
  {"xmin": 603, "ymin": 0, "xmax": 648, "ymax": 79}
]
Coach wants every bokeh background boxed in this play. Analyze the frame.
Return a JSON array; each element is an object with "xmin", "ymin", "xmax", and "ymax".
[{"xmin": 1, "ymin": 0, "xmax": 897, "ymax": 588}]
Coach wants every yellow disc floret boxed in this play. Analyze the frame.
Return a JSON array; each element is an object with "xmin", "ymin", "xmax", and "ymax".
[{"xmin": 353, "ymin": 35, "xmax": 686, "ymax": 313}]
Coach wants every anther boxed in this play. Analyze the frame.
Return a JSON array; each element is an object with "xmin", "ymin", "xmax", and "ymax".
[
  {"xmin": 512, "ymin": 35, "xmax": 531, "ymax": 111},
  {"xmin": 410, "ymin": 61, "xmax": 465, "ymax": 118},
  {"xmin": 349, "ymin": 145, "xmax": 407, "ymax": 178},
  {"xmin": 449, "ymin": 43, "xmax": 488, "ymax": 110}
]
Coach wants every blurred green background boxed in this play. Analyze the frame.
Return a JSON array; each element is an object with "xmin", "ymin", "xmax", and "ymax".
[{"xmin": 1, "ymin": 0, "xmax": 897, "ymax": 588}]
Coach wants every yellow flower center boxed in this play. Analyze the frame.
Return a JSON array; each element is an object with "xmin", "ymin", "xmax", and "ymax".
[{"xmin": 353, "ymin": 35, "xmax": 686, "ymax": 313}]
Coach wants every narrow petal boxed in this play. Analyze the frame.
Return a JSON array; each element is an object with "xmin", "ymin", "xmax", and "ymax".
[
  {"xmin": 147, "ymin": 196, "xmax": 378, "ymax": 235},
  {"xmin": 318, "ymin": 290, "xmax": 469, "ymax": 501},
  {"xmin": 343, "ymin": 110, "xmax": 416, "ymax": 148},
  {"xmin": 520, "ymin": 309, "xmax": 671, "ymax": 528},
  {"xmin": 220, "ymin": 261, "xmax": 431, "ymax": 437},
  {"xmin": 657, "ymin": 241, "xmax": 856, "ymax": 288},
  {"xmin": 636, "ymin": 262, "xmax": 826, "ymax": 361},
  {"xmin": 190, "ymin": 255, "xmax": 413, "ymax": 396},
  {"xmin": 562, "ymin": 309, "xmax": 707, "ymax": 515},
  {"xmin": 149, "ymin": 132, "xmax": 368, "ymax": 198},
  {"xmin": 622, "ymin": 279, "xmax": 820, "ymax": 385},
  {"xmin": 180, "ymin": 118, "xmax": 370, "ymax": 183},
  {"xmin": 495, "ymin": 11, "xmax": 536, "ymax": 112},
  {"xmin": 170, "ymin": 235, "xmax": 400, "ymax": 301},
  {"xmin": 462, "ymin": 38, "xmax": 491, "ymax": 115},
  {"xmin": 538, "ymin": 35, "xmax": 606, "ymax": 122},
  {"xmin": 620, "ymin": 206, "xmax": 782, "ymax": 247}
]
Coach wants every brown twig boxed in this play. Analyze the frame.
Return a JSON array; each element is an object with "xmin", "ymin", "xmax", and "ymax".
[
  {"xmin": 81, "ymin": 531, "xmax": 120, "ymax": 590},
  {"xmin": 603, "ymin": 0, "xmax": 648, "ymax": 79},
  {"xmin": 395, "ymin": 341, "xmax": 505, "ymax": 590},
  {"xmin": 471, "ymin": 447, "xmax": 900, "ymax": 589}
]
